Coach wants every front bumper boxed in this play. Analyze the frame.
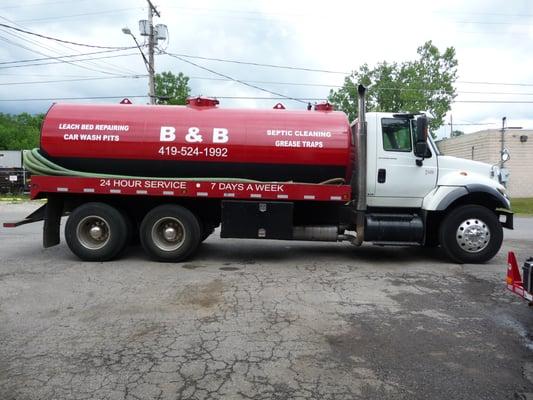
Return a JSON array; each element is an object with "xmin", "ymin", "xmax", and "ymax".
[{"xmin": 497, "ymin": 209, "xmax": 513, "ymax": 229}]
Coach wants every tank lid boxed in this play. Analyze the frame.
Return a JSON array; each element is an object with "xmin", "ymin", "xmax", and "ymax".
[
  {"xmin": 314, "ymin": 102, "xmax": 334, "ymax": 112},
  {"xmin": 187, "ymin": 96, "xmax": 219, "ymax": 107}
]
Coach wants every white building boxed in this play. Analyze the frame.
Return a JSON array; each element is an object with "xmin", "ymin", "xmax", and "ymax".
[{"xmin": 437, "ymin": 129, "xmax": 532, "ymax": 198}]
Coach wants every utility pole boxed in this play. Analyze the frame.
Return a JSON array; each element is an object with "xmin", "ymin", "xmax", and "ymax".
[
  {"xmin": 500, "ymin": 116, "xmax": 506, "ymax": 169},
  {"xmin": 450, "ymin": 114, "xmax": 453, "ymax": 137},
  {"xmin": 147, "ymin": 0, "xmax": 160, "ymax": 104},
  {"xmin": 122, "ymin": 1, "xmax": 167, "ymax": 104}
]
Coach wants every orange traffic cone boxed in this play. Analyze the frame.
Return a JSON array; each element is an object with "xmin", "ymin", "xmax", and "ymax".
[{"xmin": 507, "ymin": 251, "xmax": 522, "ymax": 286}]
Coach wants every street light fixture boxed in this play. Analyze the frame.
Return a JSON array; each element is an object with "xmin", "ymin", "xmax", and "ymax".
[
  {"xmin": 122, "ymin": 27, "xmax": 153, "ymax": 75},
  {"xmin": 122, "ymin": 27, "xmax": 156, "ymax": 104},
  {"xmin": 499, "ymin": 116, "xmax": 522, "ymax": 187}
]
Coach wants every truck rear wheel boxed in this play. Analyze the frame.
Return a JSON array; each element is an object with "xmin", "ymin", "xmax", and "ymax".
[
  {"xmin": 65, "ymin": 202, "xmax": 129, "ymax": 261},
  {"xmin": 439, "ymin": 205, "xmax": 503, "ymax": 264},
  {"xmin": 140, "ymin": 204, "xmax": 201, "ymax": 262}
]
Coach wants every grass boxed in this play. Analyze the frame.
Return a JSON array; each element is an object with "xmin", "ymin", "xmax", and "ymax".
[
  {"xmin": 0, "ymin": 193, "xmax": 29, "ymax": 202},
  {"xmin": 511, "ymin": 198, "xmax": 533, "ymax": 216}
]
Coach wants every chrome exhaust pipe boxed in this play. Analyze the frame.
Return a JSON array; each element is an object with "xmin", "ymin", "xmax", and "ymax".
[{"xmin": 354, "ymin": 84, "xmax": 367, "ymax": 245}]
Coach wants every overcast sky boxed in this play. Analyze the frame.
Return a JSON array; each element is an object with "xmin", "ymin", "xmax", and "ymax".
[{"xmin": 0, "ymin": 0, "xmax": 532, "ymax": 138}]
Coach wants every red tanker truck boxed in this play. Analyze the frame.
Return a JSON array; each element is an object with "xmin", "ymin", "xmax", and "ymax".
[{"xmin": 4, "ymin": 86, "xmax": 513, "ymax": 263}]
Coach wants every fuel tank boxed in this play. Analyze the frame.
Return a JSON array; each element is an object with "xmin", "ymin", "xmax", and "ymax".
[{"xmin": 40, "ymin": 99, "xmax": 353, "ymax": 182}]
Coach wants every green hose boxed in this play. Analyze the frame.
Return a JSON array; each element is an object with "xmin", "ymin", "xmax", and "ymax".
[
  {"xmin": 23, "ymin": 148, "xmax": 260, "ymax": 182},
  {"xmin": 23, "ymin": 148, "xmax": 346, "ymax": 185}
]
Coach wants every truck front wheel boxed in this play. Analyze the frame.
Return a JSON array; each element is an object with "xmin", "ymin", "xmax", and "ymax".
[
  {"xmin": 439, "ymin": 205, "xmax": 503, "ymax": 264},
  {"xmin": 65, "ymin": 202, "xmax": 129, "ymax": 261},
  {"xmin": 140, "ymin": 204, "xmax": 201, "ymax": 262}
]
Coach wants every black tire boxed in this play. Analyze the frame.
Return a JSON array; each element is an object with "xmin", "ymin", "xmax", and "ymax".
[
  {"xmin": 65, "ymin": 202, "xmax": 129, "ymax": 261},
  {"xmin": 139, "ymin": 204, "xmax": 201, "ymax": 262},
  {"xmin": 439, "ymin": 205, "xmax": 503, "ymax": 264}
]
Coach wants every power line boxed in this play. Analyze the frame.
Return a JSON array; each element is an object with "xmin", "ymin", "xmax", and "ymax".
[
  {"xmin": 188, "ymin": 76, "xmax": 342, "ymax": 88},
  {"xmin": 0, "ymin": 16, "xmax": 135, "ymax": 76},
  {"xmin": 0, "ymin": 75, "xmax": 147, "ymax": 86},
  {"xmin": 165, "ymin": 52, "xmax": 350, "ymax": 75},
  {"xmin": 1, "ymin": 15, "xmax": 140, "ymax": 77},
  {"xmin": 0, "ymin": 18, "xmax": 133, "ymax": 76},
  {"xmin": 453, "ymin": 100, "xmax": 533, "ymax": 103},
  {"xmin": 0, "ymin": 73, "xmax": 106, "ymax": 77},
  {"xmin": 0, "ymin": 47, "xmax": 139, "ymax": 65},
  {"xmin": 0, "ymin": 23, "xmax": 132, "ymax": 49},
  {"xmin": 2, "ymin": 94, "xmax": 533, "ymax": 105},
  {"xmin": 165, "ymin": 52, "xmax": 308, "ymax": 104},
  {"xmin": 177, "ymin": 96, "xmax": 533, "ymax": 104},
  {"xmin": 0, "ymin": 52, "xmax": 140, "ymax": 69},
  {"xmin": 13, "ymin": 7, "xmax": 143, "ymax": 23},
  {"xmin": 445, "ymin": 123, "xmax": 497, "ymax": 126},
  {"xmin": 0, "ymin": 0, "xmax": 91, "ymax": 10},
  {"xmin": 188, "ymin": 76, "xmax": 533, "ymax": 95},
  {"xmin": 201, "ymin": 96, "xmax": 325, "ymax": 101},
  {"xmin": 458, "ymin": 80, "xmax": 533, "ymax": 87},
  {"xmin": 0, "ymin": 95, "xmax": 148, "ymax": 102},
  {"xmin": 456, "ymin": 20, "xmax": 533, "ymax": 26},
  {"xmin": 0, "ymin": 30, "xmax": 123, "ymax": 76}
]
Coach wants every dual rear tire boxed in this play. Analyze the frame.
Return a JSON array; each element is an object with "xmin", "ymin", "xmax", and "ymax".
[
  {"xmin": 65, "ymin": 202, "xmax": 130, "ymax": 261},
  {"xmin": 65, "ymin": 203, "xmax": 201, "ymax": 262},
  {"xmin": 139, "ymin": 205, "xmax": 201, "ymax": 262}
]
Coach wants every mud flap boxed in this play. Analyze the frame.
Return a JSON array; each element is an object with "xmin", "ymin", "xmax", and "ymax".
[{"xmin": 43, "ymin": 196, "xmax": 63, "ymax": 248}]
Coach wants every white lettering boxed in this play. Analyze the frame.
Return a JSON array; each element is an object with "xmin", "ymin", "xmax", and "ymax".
[
  {"xmin": 275, "ymin": 140, "xmax": 301, "ymax": 147},
  {"xmin": 185, "ymin": 127, "xmax": 203, "ymax": 143},
  {"xmin": 212, "ymin": 128, "xmax": 229, "ymax": 143},
  {"xmin": 160, "ymin": 126, "xmax": 176, "ymax": 142},
  {"xmin": 59, "ymin": 123, "xmax": 80, "ymax": 130}
]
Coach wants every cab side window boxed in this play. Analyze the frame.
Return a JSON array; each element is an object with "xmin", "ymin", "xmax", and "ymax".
[{"xmin": 382, "ymin": 118, "xmax": 411, "ymax": 152}]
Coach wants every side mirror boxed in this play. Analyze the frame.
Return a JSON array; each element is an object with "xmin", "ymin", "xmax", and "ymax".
[
  {"xmin": 415, "ymin": 142, "xmax": 429, "ymax": 157},
  {"xmin": 416, "ymin": 116, "xmax": 428, "ymax": 142},
  {"xmin": 414, "ymin": 116, "xmax": 429, "ymax": 159}
]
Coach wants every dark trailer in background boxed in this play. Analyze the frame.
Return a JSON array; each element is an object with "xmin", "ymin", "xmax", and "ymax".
[{"xmin": 0, "ymin": 150, "xmax": 27, "ymax": 194}]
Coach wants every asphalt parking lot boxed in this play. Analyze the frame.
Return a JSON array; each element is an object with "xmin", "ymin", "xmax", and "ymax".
[{"xmin": 1, "ymin": 202, "xmax": 532, "ymax": 400}]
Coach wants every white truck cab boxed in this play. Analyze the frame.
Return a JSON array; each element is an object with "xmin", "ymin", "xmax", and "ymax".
[{"xmin": 361, "ymin": 109, "xmax": 512, "ymax": 263}]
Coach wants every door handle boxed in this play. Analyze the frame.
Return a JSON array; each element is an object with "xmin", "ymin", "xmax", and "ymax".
[{"xmin": 378, "ymin": 169, "xmax": 386, "ymax": 183}]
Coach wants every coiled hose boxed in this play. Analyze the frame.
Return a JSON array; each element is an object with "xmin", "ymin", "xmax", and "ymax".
[{"xmin": 23, "ymin": 148, "xmax": 345, "ymax": 185}]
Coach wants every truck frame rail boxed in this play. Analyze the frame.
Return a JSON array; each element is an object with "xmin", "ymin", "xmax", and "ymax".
[{"xmin": 26, "ymin": 175, "xmax": 352, "ymax": 203}]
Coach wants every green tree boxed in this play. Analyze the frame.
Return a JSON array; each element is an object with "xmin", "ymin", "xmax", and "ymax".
[
  {"xmin": 329, "ymin": 41, "xmax": 458, "ymax": 135},
  {"xmin": 0, "ymin": 113, "xmax": 43, "ymax": 150},
  {"xmin": 154, "ymin": 71, "xmax": 191, "ymax": 105}
]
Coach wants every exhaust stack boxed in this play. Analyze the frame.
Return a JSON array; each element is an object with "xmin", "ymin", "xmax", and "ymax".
[
  {"xmin": 355, "ymin": 84, "xmax": 367, "ymax": 212},
  {"xmin": 352, "ymin": 84, "xmax": 367, "ymax": 245}
]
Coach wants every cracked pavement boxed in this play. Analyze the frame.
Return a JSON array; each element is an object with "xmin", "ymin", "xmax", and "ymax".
[{"xmin": 1, "ymin": 202, "xmax": 533, "ymax": 399}]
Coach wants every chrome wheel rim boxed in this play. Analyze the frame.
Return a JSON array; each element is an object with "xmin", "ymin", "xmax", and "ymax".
[
  {"xmin": 456, "ymin": 218, "xmax": 491, "ymax": 253},
  {"xmin": 151, "ymin": 217, "xmax": 186, "ymax": 251},
  {"xmin": 76, "ymin": 216, "xmax": 110, "ymax": 250}
]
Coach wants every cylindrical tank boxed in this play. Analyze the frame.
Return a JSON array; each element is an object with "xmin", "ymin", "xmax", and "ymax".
[{"xmin": 40, "ymin": 99, "xmax": 354, "ymax": 183}]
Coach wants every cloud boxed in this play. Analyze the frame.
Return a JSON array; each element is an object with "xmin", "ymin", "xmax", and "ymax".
[{"xmin": 0, "ymin": 0, "xmax": 531, "ymax": 136}]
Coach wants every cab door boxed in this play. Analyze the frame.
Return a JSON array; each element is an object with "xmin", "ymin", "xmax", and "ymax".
[{"xmin": 369, "ymin": 117, "xmax": 437, "ymax": 208}]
